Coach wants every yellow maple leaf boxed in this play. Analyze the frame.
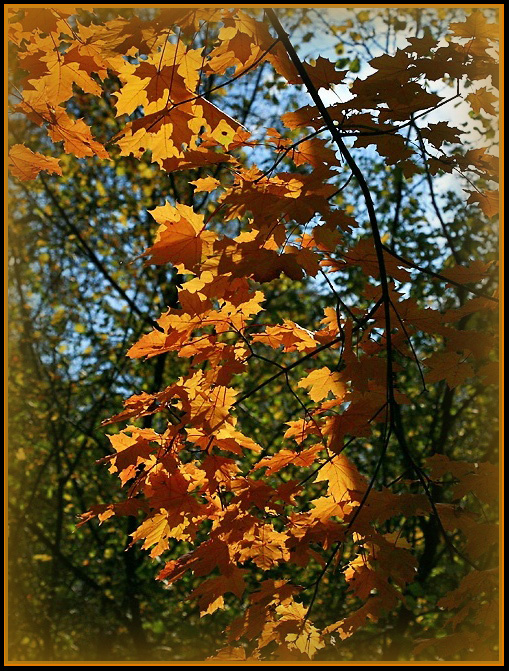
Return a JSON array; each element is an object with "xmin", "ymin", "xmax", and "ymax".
[
  {"xmin": 315, "ymin": 454, "xmax": 367, "ymax": 502},
  {"xmin": 297, "ymin": 367, "xmax": 346, "ymax": 402}
]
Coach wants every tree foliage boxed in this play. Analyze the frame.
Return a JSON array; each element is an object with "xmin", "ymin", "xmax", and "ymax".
[{"xmin": 8, "ymin": 6, "xmax": 499, "ymax": 663}]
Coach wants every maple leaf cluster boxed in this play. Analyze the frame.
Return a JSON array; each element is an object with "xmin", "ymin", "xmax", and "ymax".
[{"xmin": 8, "ymin": 7, "xmax": 499, "ymax": 662}]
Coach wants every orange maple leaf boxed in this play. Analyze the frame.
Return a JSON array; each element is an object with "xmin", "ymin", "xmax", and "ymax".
[
  {"xmin": 142, "ymin": 202, "xmax": 216, "ymax": 271},
  {"xmin": 190, "ymin": 567, "xmax": 247, "ymax": 616},
  {"xmin": 254, "ymin": 445, "xmax": 321, "ymax": 476},
  {"xmin": 8, "ymin": 144, "xmax": 62, "ymax": 181},
  {"xmin": 466, "ymin": 189, "xmax": 499, "ymax": 218}
]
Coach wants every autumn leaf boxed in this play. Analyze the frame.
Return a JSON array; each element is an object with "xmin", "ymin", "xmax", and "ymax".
[
  {"xmin": 466, "ymin": 189, "xmax": 499, "ymax": 218},
  {"xmin": 315, "ymin": 454, "xmax": 367, "ymax": 502},
  {"xmin": 467, "ymin": 87, "xmax": 498, "ymax": 116},
  {"xmin": 191, "ymin": 176, "xmax": 221, "ymax": 192},
  {"xmin": 47, "ymin": 109, "xmax": 110, "ymax": 159},
  {"xmin": 450, "ymin": 10, "xmax": 499, "ymax": 42},
  {"xmin": 303, "ymin": 56, "xmax": 347, "ymax": 89},
  {"xmin": 190, "ymin": 567, "xmax": 247, "ymax": 616},
  {"xmin": 252, "ymin": 321, "xmax": 319, "ymax": 352},
  {"xmin": 419, "ymin": 121, "xmax": 462, "ymax": 149},
  {"xmin": 239, "ymin": 525, "xmax": 290, "ymax": 569},
  {"xmin": 130, "ymin": 512, "xmax": 182, "ymax": 558},
  {"xmin": 297, "ymin": 367, "xmax": 346, "ymax": 402},
  {"xmin": 324, "ymin": 598, "xmax": 385, "ymax": 640},
  {"xmin": 8, "ymin": 144, "xmax": 62, "ymax": 180},
  {"xmin": 104, "ymin": 428, "xmax": 160, "ymax": 485},
  {"xmin": 424, "ymin": 351, "xmax": 475, "ymax": 388},
  {"xmin": 19, "ymin": 8, "xmax": 74, "ymax": 35},
  {"xmin": 142, "ymin": 202, "xmax": 216, "ymax": 271},
  {"xmin": 207, "ymin": 646, "xmax": 247, "ymax": 661},
  {"xmin": 354, "ymin": 132, "xmax": 413, "ymax": 165},
  {"xmin": 441, "ymin": 260, "xmax": 492, "ymax": 285},
  {"xmin": 253, "ymin": 445, "xmax": 321, "ymax": 476},
  {"xmin": 285, "ymin": 626, "xmax": 324, "ymax": 657},
  {"xmin": 26, "ymin": 56, "xmax": 102, "ymax": 106}
]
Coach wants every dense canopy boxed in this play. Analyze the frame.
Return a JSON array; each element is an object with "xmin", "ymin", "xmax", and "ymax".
[{"xmin": 7, "ymin": 6, "xmax": 499, "ymax": 663}]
